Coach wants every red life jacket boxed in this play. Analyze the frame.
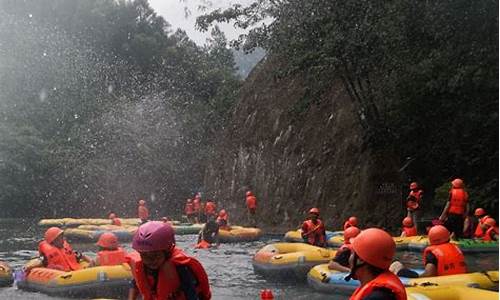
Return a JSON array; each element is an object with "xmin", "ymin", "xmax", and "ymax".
[
  {"xmin": 402, "ymin": 226, "xmax": 417, "ymax": 237},
  {"xmin": 193, "ymin": 199, "xmax": 201, "ymax": 212},
  {"xmin": 483, "ymin": 226, "xmax": 499, "ymax": 242},
  {"xmin": 127, "ymin": 248, "xmax": 211, "ymax": 300},
  {"xmin": 423, "ymin": 243, "xmax": 467, "ymax": 276},
  {"xmin": 343, "ymin": 221, "xmax": 352, "ymax": 231},
  {"xmin": 474, "ymin": 215, "xmax": 489, "ymax": 238},
  {"xmin": 111, "ymin": 218, "xmax": 122, "ymax": 226},
  {"xmin": 97, "ymin": 248, "xmax": 127, "ymax": 266},
  {"xmin": 407, "ymin": 190, "xmax": 423, "ymax": 210},
  {"xmin": 246, "ymin": 196, "xmax": 257, "ymax": 210},
  {"xmin": 350, "ymin": 271, "xmax": 407, "ymax": 300},
  {"xmin": 138, "ymin": 206, "xmax": 149, "ymax": 220},
  {"xmin": 185, "ymin": 203, "xmax": 194, "ymax": 215},
  {"xmin": 448, "ymin": 188, "xmax": 468, "ymax": 216},
  {"xmin": 195, "ymin": 240, "xmax": 211, "ymax": 249},
  {"xmin": 204, "ymin": 202, "xmax": 216, "ymax": 215},
  {"xmin": 301, "ymin": 219, "xmax": 326, "ymax": 246},
  {"xmin": 38, "ymin": 240, "xmax": 82, "ymax": 272}
]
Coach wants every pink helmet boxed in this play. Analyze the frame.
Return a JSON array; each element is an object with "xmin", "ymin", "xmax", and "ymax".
[
  {"xmin": 132, "ymin": 221, "xmax": 175, "ymax": 252},
  {"xmin": 138, "ymin": 199, "xmax": 146, "ymax": 206}
]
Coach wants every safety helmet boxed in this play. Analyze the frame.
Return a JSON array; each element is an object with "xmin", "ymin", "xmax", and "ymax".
[
  {"xmin": 484, "ymin": 218, "xmax": 497, "ymax": 227},
  {"xmin": 138, "ymin": 199, "xmax": 146, "ymax": 206},
  {"xmin": 344, "ymin": 226, "xmax": 361, "ymax": 244},
  {"xmin": 132, "ymin": 221, "xmax": 175, "ymax": 252},
  {"xmin": 409, "ymin": 182, "xmax": 418, "ymax": 190},
  {"xmin": 44, "ymin": 227, "xmax": 64, "ymax": 244},
  {"xmin": 219, "ymin": 209, "xmax": 227, "ymax": 217},
  {"xmin": 246, "ymin": 191, "xmax": 253, "ymax": 196},
  {"xmin": 348, "ymin": 216, "xmax": 358, "ymax": 226},
  {"xmin": 428, "ymin": 225, "xmax": 450, "ymax": 245},
  {"xmin": 351, "ymin": 228, "xmax": 395, "ymax": 270},
  {"xmin": 309, "ymin": 208, "xmax": 320, "ymax": 215},
  {"xmin": 108, "ymin": 213, "xmax": 117, "ymax": 219},
  {"xmin": 474, "ymin": 208, "xmax": 486, "ymax": 217},
  {"xmin": 96, "ymin": 232, "xmax": 119, "ymax": 249},
  {"xmin": 402, "ymin": 217, "xmax": 413, "ymax": 227},
  {"xmin": 451, "ymin": 178, "xmax": 464, "ymax": 188}
]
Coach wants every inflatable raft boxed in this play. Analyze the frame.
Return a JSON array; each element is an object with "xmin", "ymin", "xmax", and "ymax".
[
  {"xmin": 38, "ymin": 218, "xmax": 145, "ymax": 227},
  {"xmin": 406, "ymin": 285, "xmax": 499, "ymax": 300},
  {"xmin": 64, "ymin": 225, "xmax": 137, "ymax": 242},
  {"xmin": 252, "ymin": 243, "xmax": 336, "ymax": 280},
  {"xmin": 218, "ymin": 226, "xmax": 262, "ymax": 243},
  {"xmin": 17, "ymin": 262, "xmax": 132, "ymax": 298},
  {"xmin": 173, "ymin": 223, "xmax": 204, "ymax": 235},
  {"xmin": 284, "ymin": 229, "xmax": 341, "ymax": 243},
  {"xmin": 307, "ymin": 263, "xmax": 499, "ymax": 295},
  {"xmin": 0, "ymin": 261, "xmax": 13, "ymax": 287}
]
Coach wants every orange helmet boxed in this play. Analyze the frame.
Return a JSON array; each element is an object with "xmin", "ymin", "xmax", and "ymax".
[
  {"xmin": 309, "ymin": 208, "xmax": 320, "ymax": 215},
  {"xmin": 474, "ymin": 208, "xmax": 486, "ymax": 217},
  {"xmin": 96, "ymin": 232, "xmax": 119, "ymax": 249},
  {"xmin": 428, "ymin": 225, "xmax": 450, "ymax": 245},
  {"xmin": 219, "ymin": 209, "xmax": 227, "ymax": 217},
  {"xmin": 409, "ymin": 182, "xmax": 418, "ymax": 190},
  {"xmin": 348, "ymin": 216, "xmax": 358, "ymax": 226},
  {"xmin": 484, "ymin": 218, "xmax": 497, "ymax": 227},
  {"xmin": 451, "ymin": 178, "xmax": 464, "ymax": 188},
  {"xmin": 108, "ymin": 213, "xmax": 117, "ymax": 219},
  {"xmin": 246, "ymin": 191, "xmax": 253, "ymax": 196},
  {"xmin": 138, "ymin": 199, "xmax": 146, "ymax": 205},
  {"xmin": 402, "ymin": 217, "xmax": 413, "ymax": 227},
  {"xmin": 351, "ymin": 228, "xmax": 395, "ymax": 270},
  {"xmin": 344, "ymin": 226, "xmax": 361, "ymax": 244},
  {"xmin": 44, "ymin": 227, "xmax": 63, "ymax": 244}
]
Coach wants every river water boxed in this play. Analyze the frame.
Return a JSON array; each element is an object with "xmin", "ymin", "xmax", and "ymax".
[{"xmin": 0, "ymin": 219, "xmax": 497, "ymax": 299}]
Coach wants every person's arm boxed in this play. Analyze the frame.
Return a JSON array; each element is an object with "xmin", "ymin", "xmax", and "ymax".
[
  {"xmin": 177, "ymin": 265, "xmax": 200, "ymax": 300},
  {"xmin": 328, "ymin": 249, "xmax": 351, "ymax": 272},
  {"xmin": 419, "ymin": 253, "xmax": 438, "ymax": 277},
  {"xmin": 439, "ymin": 201, "xmax": 450, "ymax": 221},
  {"xmin": 23, "ymin": 257, "xmax": 44, "ymax": 273},
  {"xmin": 400, "ymin": 230, "xmax": 407, "ymax": 237},
  {"xmin": 128, "ymin": 287, "xmax": 139, "ymax": 300},
  {"xmin": 328, "ymin": 261, "xmax": 350, "ymax": 273}
]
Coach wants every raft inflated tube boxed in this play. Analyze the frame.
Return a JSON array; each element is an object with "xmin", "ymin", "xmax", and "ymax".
[
  {"xmin": 218, "ymin": 226, "xmax": 262, "ymax": 243},
  {"xmin": 64, "ymin": 227, "xmax": 136, "ymax": 242},
  {"xmin": 284, "ymin": 230, "xmax": 341, "ymax": 243},
  {"xmin": 38, "ymin": 218, "xmax": 144, "ymax": 227},
  {"xmin": 17, "ymin": 263, "xmax": 132, "ymax": 298},
  {"xmin": 173, "ymin": 223, "xmax": 204, "ymax": 235},
  {"xmin": 0, "ymin": 261, "xmax": 13, "ymax": 287},
  {"xmin": 252, "ymin": 243, "xmax": 336, "ymax": 280},
  {"xmin": 407, "ymin": 285, "xmax": 499, "ymax": 300}
]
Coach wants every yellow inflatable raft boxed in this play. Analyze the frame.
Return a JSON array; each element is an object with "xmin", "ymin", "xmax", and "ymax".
[
  {"xmin": 407, "ymin": 285, "xmax": 499, "ymax": 300},
  {"xmin": 38, "ymin": 218, "xmax": 143, "ymax": 227},
  {"xmin": 284, "ymin": 229, "xmax": 342, "ymax": 243},
  {"xmin": 252, "ymin": 243, "xmax": 336, "ymax": 280},
  {"xmin": 218, "ymin": 226, "xmax": 262, "ymax": 243},
  {"xmin": 0, "ymin": 261, "xmax": 13, "ymax": 287},
  {"xmin": 64, "ymin": 225, "xmax": 137, "ymax": 242}
]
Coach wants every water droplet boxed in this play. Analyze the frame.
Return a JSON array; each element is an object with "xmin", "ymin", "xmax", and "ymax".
[
  {"xmin": 74, "ymin": 114, "xmax": 79, "ymax": 119},
  {"xmin": 39, "ymin": 88, "xmax": 47, "ymax": 102},
  {"xmin": 107, "ymin": 85, "xmax": 114, "ymax": 93},
  {"xmin": 28, "ymin": 14, "xmax": 32, "ymax": 18}
]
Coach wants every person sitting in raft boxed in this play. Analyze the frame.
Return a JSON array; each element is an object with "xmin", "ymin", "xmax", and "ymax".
[
  {"xmin": 185, "ymin": 199, "xmax": 195, "ymax": 223},
  {"xmin": 301, "ymin": 208, "xmax": 326, "ymax": 247},
  {"xmin": 216, "ymin": 209, "xmax": 230, "ymax": 230},
  {"xmin": 473, "ymin": 208, "xmax": 489, "ymax": 238},
  {"xmin": 439, "ymin": 178, "xmax": 469, "ymax": 240},
  {"xmin": 245, "ymin": 191, "xmax": 258, "ymax": 227},
  {"xmin": 343, "ymin": 216, "xmax": 359, "ymax": 230},
  {"xmin": 127, "ymin": 221, "xmax": 211, "ymax": 300},
  {"xmin": 108, "ymin": 212, "xmax": 122, "ymax": 226},
  {"xmin": 480, "ymin": 217, "xmax": 498, "ymax": 241},
  {"xmin": 400, "ymin": 217, "xmax": 417, "ymax": 237},
  {"xmin": 346, "ymin": 228, "xmax": 407, "ymax": 300},
  {"xmin": 204, "ymin": 199, "xmax": 217, "ymax": 222},
  {"xmin": 25, "ymin": 227, "xmax": 93, "ymax": 272},
  {"xmin": 95, "ymin": 232, "xmax": 127, "ymax": 266},
  {"xmin": 390, "ymin": 225, "xmax": 467, "ymax": 278},
  {"xmin": 328, "ymin": 226, "xmax": 361, "ymax": 272},
  {"xmin": 196, "ymin": 219, "xmax": 220, "ymax": 249},
  {"xmin": 137, "ymin": 199, "xmax": 149, "ymax": 224}
]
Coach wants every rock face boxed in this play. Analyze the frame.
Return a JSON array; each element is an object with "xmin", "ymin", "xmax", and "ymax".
[{"xmin": 204, "ymin": 58, "xmax": 403, "ymax": 232}]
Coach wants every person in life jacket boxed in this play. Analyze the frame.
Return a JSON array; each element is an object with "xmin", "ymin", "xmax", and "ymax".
[
  {"xmin": 391, "ymin": 225, "xmax": 467, "ymax": 278},
  {"xmin": 439, "ymin": 178, "xmax": 469, "ymax": 239},
  {"xmin": 185, "ymin": 199, "xmax": 195, "ymax": 223},
  {"xmin": 407, "ymin": 182, "xmax": 423, "ymax": 231},
  {"xmin": 196, "ymin": 219, "xmax": 220, "ymax": 249},
  {"xmin": 480, "ymin": 217, "xmax": 499, "ymax": 241},
  {"xmin": 328, "ymin": 226, "xmax": 361, "ymax": 272},
  {"xmin": 204, "ymin": 200, "xmax": 217, "ymax": 222},
  {"xmin": 216, "ymin": 209, "xmax": 230, "ymax": 230},
  {"xmin": 473, "ymin": 208, "xmax": 489, "ymax": 238},
  {"xmin": 95, "ymin": 232, "xmax": 127, "ymax": 266},
  {"xmin": 138, "ymin": 199, "xmax": 149, "ymax": 224},
  {"xmin": 343, "ymin": 216, "xmax": 359, "ymax": 230},
  {"xmin": 347, "ymin": 228, "xmax": 407, "ymax": 300},
  {"xmin": 400, "ymin": 217, "xmax": 417, "ymax": 237},
  {"xmin": 245, "ymin": 191, "xmax": 258, "ymax": 227},
  {"xmin": 108, "ymin": 212, "xmax": 122, "ymax": 226},
  {"xmin": 193, "ymin": 194, "xmax": 202, "ymax": 224},
  {"xmin": 301, "ymin": 208, "xmax": 326, "ymax": 247},
  {"xmin": 25, "ymin": 227, "xmax": 93, "ymax": 273},
  {"xmin": 127, "ymin": 221, "xmax": 211, "ymax": 300}
]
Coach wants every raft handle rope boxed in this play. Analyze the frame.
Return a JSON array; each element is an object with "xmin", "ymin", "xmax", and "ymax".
[{"xmin": 481, "ymin": 271, "xmax": 499, "ymax": 283}]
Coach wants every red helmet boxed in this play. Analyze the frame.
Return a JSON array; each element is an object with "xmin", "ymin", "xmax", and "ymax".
[
  {"xmin": 484, "ymin": 218, "xmax": 497, "ymax": 227},
  {"xmin": 409, "ymin": 182, "xmax": 418, "ymax": 190},
  {"xmin": 348, "ymin": 216, "xmax": 358, "ymax": 226},
  {"xmin": 138, "ymin": 199, "xmax": 146, "ymax": 206},
  {"xmin": 96, "ymin": 232, "xmax": 119, "ymax": 249},
  {"xmin": 474, "ymin": 208, "xmax": 486, "ymax": 217},
  {"xmin": 402, "ymin": 217, "xmax": 413, "ymax": 227},
  {"xmin": 451, "ymin": 178, "xmax": 464, "ymax": 188},
  {"xmin": 428, "ymin": 225, "xmax": 450, "ymax": 245},
  {"xmin": 219, "ymin": 209, "xmax": 227, "ymax": 217},
  {"xmin": 246, "ymin": 191, "xmax": 253, "ymax": 196},
  {"xmin": 44, "ymin": 227, "xmax": 63, "ymax": 244},
  {"xmin": 344, "ymin": 226, "xmax": 361, "ymax": 244},
  {"xmin": 132, "ymin": 221, "xmax": 175, "ymax": 252},
  {"xmin": 309, "ymin": 208, "xmax": 320, "ymax": 215},
  {"xmin": 351, "ymin": 228, "xmax": 395, "ymax": 270},
  {"xmin": 108, "ymin": 213, "xmax": 117, "ymax": 219}
]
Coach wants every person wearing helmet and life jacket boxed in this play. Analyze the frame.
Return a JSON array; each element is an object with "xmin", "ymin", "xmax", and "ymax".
[
  {"xmin": 216, "ymin": 209, "xmax": 230, "ymax": 230},
  {"xmin": 127, "ymin": 222, "xmax": 211, "ymax": 300},
  {"xmin": 400, "ymin": 217, "xmax": 417, "ymax": 237},
  {"xmin": 204, "ymin": 200, "xmax": 217, "ymax": 222},
  {"xmin": 196, "ymin": 219, "xmax": 220, "ymax": 249},
  {"xmin": 439, "ymin": 178, "xmax": 469, "ymax": 240},
  {"xmin": 480, "ymin": 217, "xmax": 499, "ymax": 241},
  {"xmin": 185, "ymin": 199, "xmax": 195, "ymax": 223},
  {"xmin": 328, "ymin": 226, "xmax": 361, "ymax": 272},
  {"xmin": 245, "ymin": 191, "xmax": 258, "ymax": 227},
  {"xmin": 343, "ymin": 216, "xmax": 359, "ymax": 230},
  {"xmin": 473, "ymin": 208, "xmax": 489, "ymax": 238},
  {"xmin": 138, "ymin": 199, "xmax": 149, "ymax": 224},
  {"xmin": 95, "ymin": 232, "xmax": 127, "ymax": 266},
  {"xmin": 25, "ymin": 227, "xmax": 93, "ymax": 273},
  {"xmin": 347, "ymin": 228, "xmax": 407, "ymax": 300},
  {"xmin": 301, "ymin": 208, "xmax": 326, "ymax": 247},
  {"xmin": 406, "ymin": 182, "xmax": 423, "ymax": 231},
  {"xmin": 193, "ymin": 194, "xmax": 202, "ymax": 223},
  {"xmin": 108, "ymin": 212, "xmax": 122, "ymax": 226}
]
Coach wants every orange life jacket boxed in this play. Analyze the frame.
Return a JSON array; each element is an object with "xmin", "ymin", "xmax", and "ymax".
[
  {"xmin": 195, "ymin": 240, "xmax": 211, "ymax": 249},
  {"xmin": 111, "ymin": 217, "xmax": 122, "ymax": 226},
  {"xmin": 407, "ymin": 190, "xmax": 423, "ymax": 210},
  {"xmin": 138, "ymin": 206, "xmax": 149, "ymax": 220},
  {"xmin": 38, "ymin": 240, "xmax": 82, "ymax": 272},
  {"xmin": 301, "ymin": 219, "xmax": 326, "ymax": 246},
  {"xmin": 204, "ymin": 202, "xmax": 216, "ymax": 215},
  {"xmin": 483, "ymin": 226, "xmax": 499, "ymax": 242},
  {"xmin": 246, "ymin": 195, "xmax": 257, "ymax": 210},
  {"xmin": 97, "ymin": 247, "xmax": 127, "ymax": 266},
  {"xmin": 343, "ymin": 221, "xmax": 352, "ymax": 231},
  {"xmin": 448, "ymin": 188, "xmax": 468, "ymax": 216},
  {"xmin": 185, "ymin": 203, "xmax": 194, "ymax": 215},
  {"xmin": 193, "ymin": 199, "xmax": 201, "ymax": 212},
  {"xmin": 350, "ymin": 271, "xmax": 407, "ymax": 300},
  {"xmin": 423, "ymin": 243, "xmax": 467, "ymax": 276},
  {"xmin": 402, "ymin": 226, "xmax": 417, "ymax": 237},
  {"xmin": 474, "ymin": 215, "xmax": 489, "ymax": 238},
  {"xmin": 127, "ymin": 248, "xmax": 211, "ymax": 300}
]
